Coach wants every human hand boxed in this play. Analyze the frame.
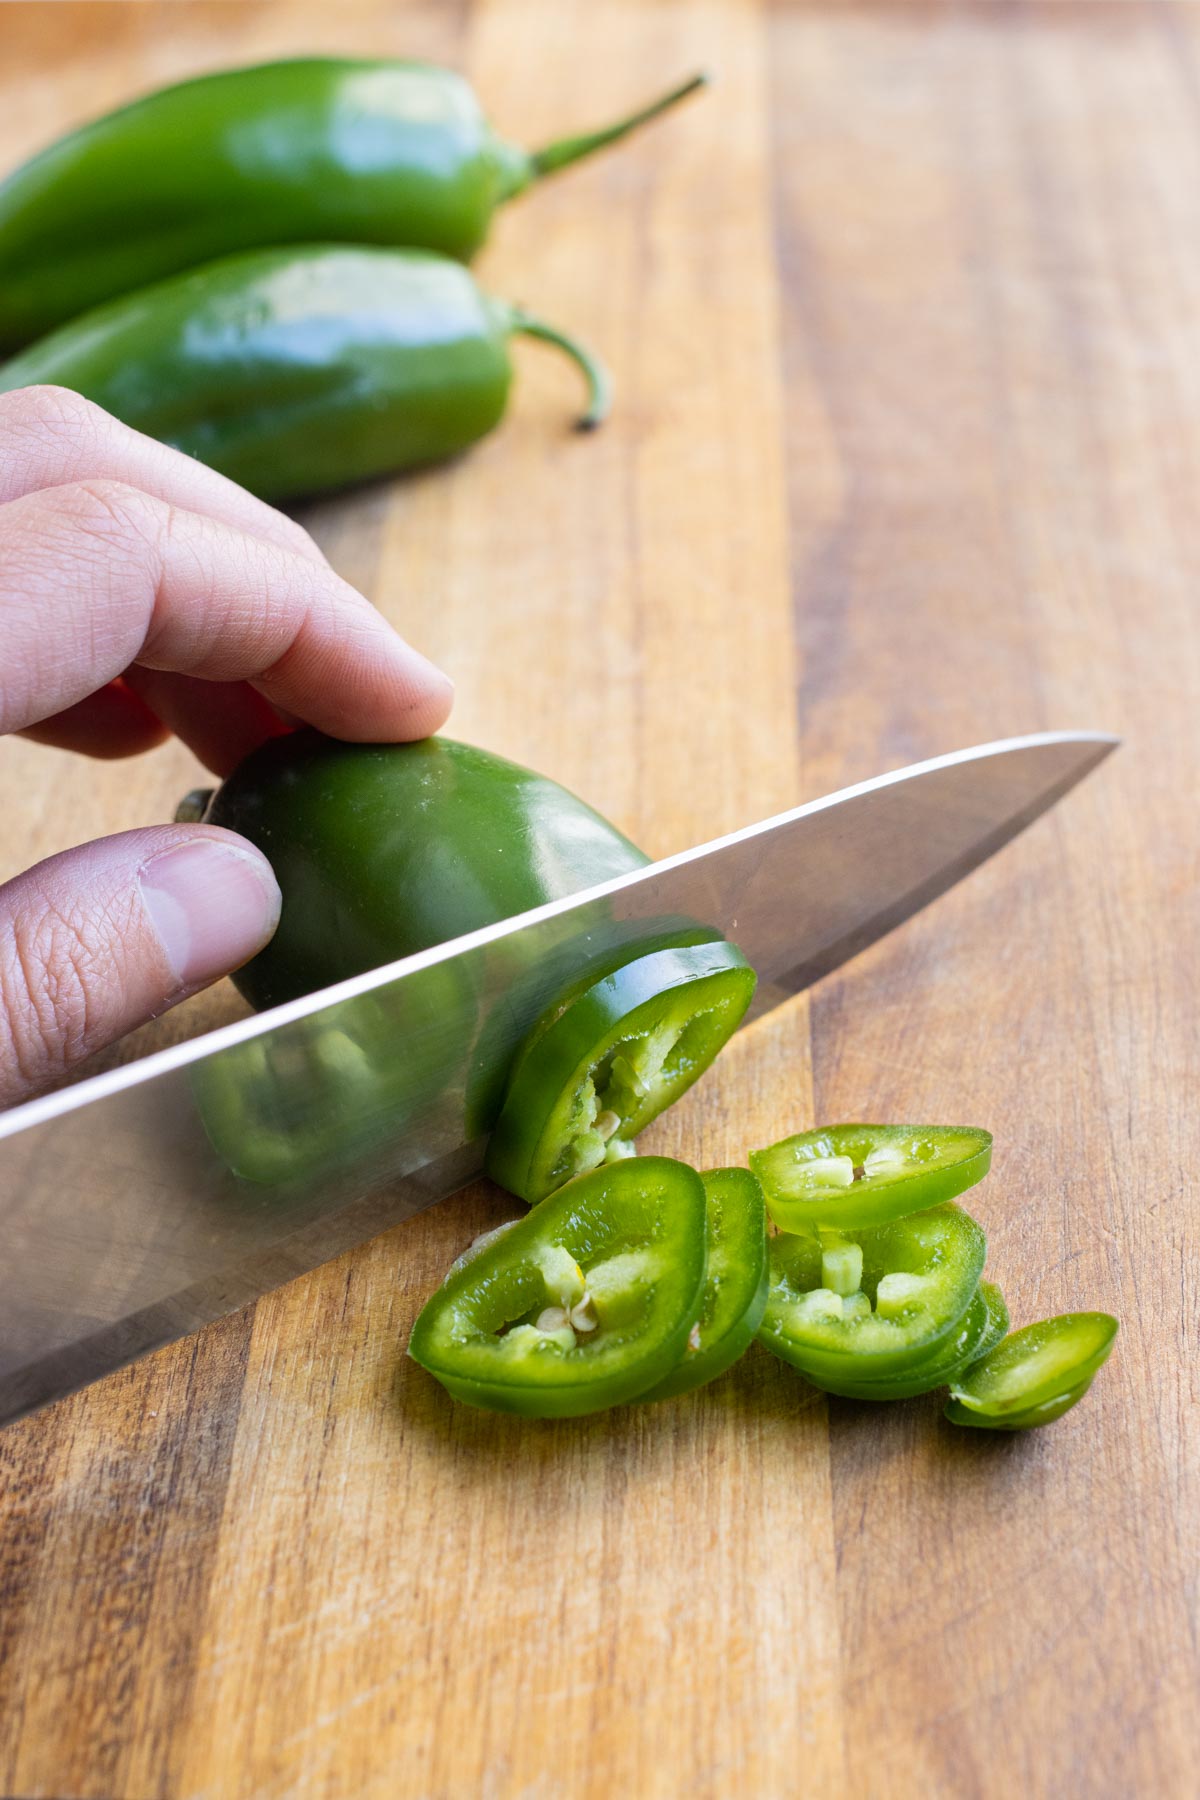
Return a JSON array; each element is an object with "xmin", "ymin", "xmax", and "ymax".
[{"xmin": 0, "ymin": 386, "xmax": 453, "ymax": 1106}]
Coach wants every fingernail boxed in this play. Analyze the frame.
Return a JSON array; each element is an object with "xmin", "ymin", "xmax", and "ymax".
[{"xmin": 139, "ymin": 838, "xmax": 282, "ymax": 989}]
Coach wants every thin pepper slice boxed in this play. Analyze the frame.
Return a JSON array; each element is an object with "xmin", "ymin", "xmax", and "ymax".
[
  {"xmin": 750, "ymin": 1123, "xmax": 992, "ymax": 1232},
  {"xmin": 968, "ymin": 1279, "xmax": 1012, "ymax": 1366},
  {"xmin": 757, "ymin": 1204, "xmax": 987, "ymax": 1385},
  {"xmin": 485, "ymin": 944, "xmax": 755, "ymax": 1203},
  {"xmin": 807, "ymin": 1280, "xmax": 1009, "ymax": 1401},
  {"xmin": 944, "ymin": 1312, "xmax": 1118, "ymax": 1429},
  {"xmin": 640, "ymin": 1168, "xmax": 768, "ymax": 1402},
  {"xmin": 408, "ymin": 1157, "xmax": 707, "ymax": 1417},
  {"xmin": 944, "ymin": 1382, "xmax": 1096, "ymax": 1431}
]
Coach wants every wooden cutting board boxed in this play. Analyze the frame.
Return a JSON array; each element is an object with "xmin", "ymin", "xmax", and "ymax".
[{"xmin": 0, "ymin": 2, "xmax": 1196, "ymax": 1794}]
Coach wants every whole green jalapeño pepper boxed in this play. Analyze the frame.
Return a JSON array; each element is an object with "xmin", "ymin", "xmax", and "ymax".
[
  {"xmin": 485, "ymin": 944, "xmax": 756, "ymax": 1202},
  {"xmin": 0, "ymin": 246, "xmax": 609, "ymax": 503},
  {"xmin": 186, "ymin": 730, "xmax": 649, "ymax": 1012},
  {"xmin": 408, "ymin": 1157, "xmax": 708, "ymax": 1417},
  {"xmin": 0, "ymin": 59, "xmax": 706, "ymax": 351}
]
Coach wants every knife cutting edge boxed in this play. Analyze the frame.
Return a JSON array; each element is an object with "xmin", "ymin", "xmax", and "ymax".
[{"xmin": 0, "ymin": 730, "xmax": 1116, "ymax": 1423}]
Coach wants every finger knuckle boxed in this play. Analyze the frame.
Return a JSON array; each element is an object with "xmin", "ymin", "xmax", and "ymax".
[
  {"xmin": 0, "ymin": 484, "xmax": 163, "ymax": 726},
  {"xmin": 0, "ymin": 894, "xmax": 127, "ymax": 1088},
  {"xmin": 36, "ymin": 479, "xmax": 167, "ymax": 576},
  {"xmin": 0, "ymin": 382, "xmax": 101, "ymax": 440},
  {"xmin": 66, "ymin": 476, "xmax": 158, "ymax": 536},
  {"xmin": 0, "ymin": 382, "xmax": 97, "ymax": 433}
]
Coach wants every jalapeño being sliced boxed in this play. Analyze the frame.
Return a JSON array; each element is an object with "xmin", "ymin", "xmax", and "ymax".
[
  {"xmin": 641, "ymin": 1167, "xmax": 768, "ymax": 1402},
  {"xmin": 757, "ymin": 1204, "xmax": 987, "ymax": 1386},
  {"xmin": 944, "ymin": 1312, "xmax": 1118, "ymax": 1430},
  {"xmin": 191, "ymin": 964, "xmax": 470, "ymax": 1186},
  {"xmin": 808, "ymin": 1280, "xmax": 1008, "ymax": 1401},
  {"xmin": 485, "ymin": 943, "xmax": 756, "ymax": 1203},
  {"xmin": 751, "ymin": 1123, "xmax": 992, "ymax": 1232},
  {"xmin": 408, "ymin": 1156, "xmax": 707, "ymax": 1417}
]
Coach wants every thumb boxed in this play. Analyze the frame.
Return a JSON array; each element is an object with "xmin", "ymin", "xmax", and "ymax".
[{"xmin": 0, "ymin": 826, "xmax": 281, "ymax": 1107}]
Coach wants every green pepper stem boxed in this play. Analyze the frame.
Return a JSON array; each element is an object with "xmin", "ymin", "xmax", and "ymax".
[
  {"xmin": 528, "ymin": 72, "xmax": 709, "ymax": 181},
  {"xmin": 174, "ymin": 787, "xmax": 215, "ymax": 824},
  {"xmin": 509, "ymin": 311, "xmax": 612, "ymax": 430}
]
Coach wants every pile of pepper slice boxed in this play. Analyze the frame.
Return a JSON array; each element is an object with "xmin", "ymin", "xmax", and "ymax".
[
  {"xmin": 749, "ymin": 1122, "xmax": 1117, "ymax": 1426},
  {"xmin": 412, "ymin": 1004, "xmax": 1119, "ymax": 1425}
]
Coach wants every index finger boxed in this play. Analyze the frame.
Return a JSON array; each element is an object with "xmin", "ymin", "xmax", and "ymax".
[
  {"xmin": 0, "ymin": 384, "xmax": 327, "ymax": 566},
  {"xmin": 1, "ymin": 478, "xmax": 454, "ymax": 744}
]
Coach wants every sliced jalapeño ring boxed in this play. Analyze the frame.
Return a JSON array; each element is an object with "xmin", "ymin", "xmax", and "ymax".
[
  {"xmin": 408, "ymin": 1156, "xmax": 707, "ymax": 1418},
  {"xmin": 751, "ymin": 1123, "xmax": 992, "ymax": 1231},
  {"xmin": 757, "ymin": 1204, "xmax": 987, "ymax": 1385},
  {"xmin": 944, "ymin": 1312, "xmax": 1118, "ymax": 1429},
  {"xmin": 486, "ymin": 941, "xmax": 755, "ymax": 1204}
]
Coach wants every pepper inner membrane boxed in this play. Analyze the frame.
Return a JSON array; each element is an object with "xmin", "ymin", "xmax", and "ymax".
[
  {"xmin": 762, "ymin": 1128, "xmax": 975, "ymax": 1199},
  {"xmin": 457, "ymin": 1237, "xmax": 662, "ymax": 1361},
  {"xmin": 548, "ymin": 1005, "xmax": 722, "ymax": 1185},
  {"xmin": 765, "ymin": 1207, "xmax": 986, "ymax": 1368}
]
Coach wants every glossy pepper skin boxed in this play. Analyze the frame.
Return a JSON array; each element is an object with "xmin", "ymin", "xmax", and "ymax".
[
  {"xmin": 194, "ymin": 730, "xmax": 649, "ymax": 1012},
  {"xmin": 0, "ymin": 245, "xmax": 609, "ymax": 503},
  {"xmin": 0, "ymin": 58, "xmax": 705, "ymax": 351},
  {"xmin": 639, "ymin": 1167, "xmax": 768, "ymax": 1403},
  {"xmin": 944, "ymin": 1311, "xmax": 1118, "ymax": 1430}
]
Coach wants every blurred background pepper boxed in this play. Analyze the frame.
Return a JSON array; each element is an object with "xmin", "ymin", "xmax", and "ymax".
[
  {"xmin": 0, "ymin": 244, "xmax": 611, "ymax": 500},
  {"xmin": 0, "ymin": 57, "xmax": 705, "ymax": 351}
]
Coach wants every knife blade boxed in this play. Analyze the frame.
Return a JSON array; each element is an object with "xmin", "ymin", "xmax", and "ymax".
[{"xmin": 0, "ymin": 730, "xmax": 1115, "ymax": 1423}]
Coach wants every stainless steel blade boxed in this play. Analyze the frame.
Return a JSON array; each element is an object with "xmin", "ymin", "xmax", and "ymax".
[{"xmin": 0, "ymin": 730, "xmax": 1115, "ymax": 1422}]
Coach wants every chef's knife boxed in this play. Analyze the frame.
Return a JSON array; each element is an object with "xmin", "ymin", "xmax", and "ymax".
[{"xmin": 0, "ymin": 731, "xmax": 1115, "ymax": 1424}]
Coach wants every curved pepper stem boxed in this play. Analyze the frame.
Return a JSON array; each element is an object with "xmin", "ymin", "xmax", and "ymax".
[
  {"xmin": 527, "ymin": 72, "xmax": 709, "ymax": 181},
  {"xmin": 509, "ymin": 310, "xmax": 612, "ymax": 430}
]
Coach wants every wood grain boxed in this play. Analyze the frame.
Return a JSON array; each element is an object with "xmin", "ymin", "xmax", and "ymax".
[{"xmin": 0, "ymin": 1, "xmax": 1196, "ymax": 1795}]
